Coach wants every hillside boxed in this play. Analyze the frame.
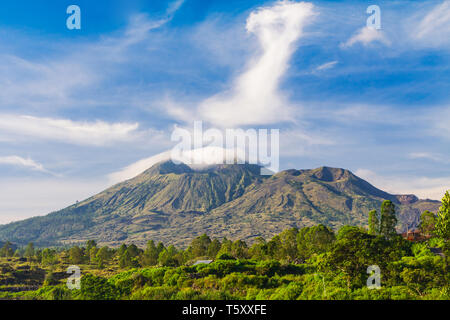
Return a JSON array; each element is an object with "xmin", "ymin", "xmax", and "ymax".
[{"xmin": 0, "ymin": 161, "xmax": 441, "ymax": 247}]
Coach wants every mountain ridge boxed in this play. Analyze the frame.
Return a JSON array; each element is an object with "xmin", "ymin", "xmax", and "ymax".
[{"xmin": 0, "ymin": 161, "xmax": 441, "ymax": 247}]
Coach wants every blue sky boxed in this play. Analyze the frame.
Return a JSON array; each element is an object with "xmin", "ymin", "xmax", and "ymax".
[{"xmin": 0, "ymin": 0, "xmax": 449, "ymax": 223}]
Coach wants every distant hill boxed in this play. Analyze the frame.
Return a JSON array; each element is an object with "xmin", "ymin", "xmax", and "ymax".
[{"xmin": 0, "ymin": 161, "xmax": 441, "ymax": 247}]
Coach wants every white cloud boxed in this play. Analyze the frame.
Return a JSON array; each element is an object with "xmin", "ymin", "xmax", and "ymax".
[
  {"xmin": 103, "ymin": 12, "xmax": 177, "ymax": 62},
  {"xmin": 167, "ymin": 0, "xmax": 185, "ymax": 16},
  {"xmin": 0, "ymin": 156, "xmax": 49, "ymax": 173},
  {"xmin": 90, "ymin": 0, "xmax": 185, "ymax": 64},
  {"xmin": 315, "ymin": 60, "xmax": 338, "ymax": 71},
  {"xmin": 109, "ymin": 125, "xmax": 335, "ymax": 183},
  {"xmin": 0, "ymin": 54, "xmax": 96, "ymax": 110},
  {"xmin": 108, "ymin": 151, "xmax": 172, "ymax": 183},
  {"xmin": 407, "ymin": 152, "xmax": 445, "ymax": 163},
  {"xmin": 0, "ymin": 114, "xmax": 140, "ymax": 146},
  {"xmin": 355, "ymin": 168, "xmax": 449, "ymax": 201},
  {"xmin": 108, "ymin": 146, "xmax": 252, "ymax": 183},
  {"xmin": 182, "ymin": 1, "xmax": 316, "ymax": 127},
  {"xmin": 341, "ymin": 26, "xmax": 390, "ymax": 48},
  {"xmin": 413, "ymin": 0, "xmax": 450, "ymax": 47}
]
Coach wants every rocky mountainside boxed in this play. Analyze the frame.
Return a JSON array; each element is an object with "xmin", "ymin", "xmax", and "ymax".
[{"xmin": 0, "ymin": 161, "xmax": 441, "ymax": 247}]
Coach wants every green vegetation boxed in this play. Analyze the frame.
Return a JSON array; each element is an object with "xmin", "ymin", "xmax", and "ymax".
[
  {"xmin": 366, "ymin": 200, "xmax": 398, "ymax": 239},
  {"xmin": 0, "ymin": 195, "xmax": 448, "ymax": 301},
  {"xmin": 435, "ymin": 191, "xmax": 450, "ymax": 239},
  {"xmin": 419, "ymin": 210, "xmax": 437, "ymax": 237}
]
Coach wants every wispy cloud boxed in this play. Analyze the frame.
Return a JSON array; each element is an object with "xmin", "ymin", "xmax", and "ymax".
[
  {"xmin": 341, "ymin": 26, "xmax": 390, "ymax": 48},
  {"xmin": 413, "ymin": 0, "xmax": 450, "ymax": 47},
  {"xmin": 315, "ymin": 60, "xmax": 338, "ymax": 71},
  {"xmin": 108, "ymin": 151, "xmax": 172, "ymax": 183},
  {"xmin": 407, "ymin": 152, "xmax": 446, "ymax": 163},
  {"xmin": 0, "ymin": 114, "xmax": 140, "ymax": 146},
  {"xmin": 167, "ymin": 1, "xmax": 317, "ymax": 127},
  {"xmin": 0, "ymin": 156, "xmax": 49, "ymax": 174},
  {"xmin": 102, "ymin": 5, "xmax": 183, "ymax": 62},
  {"xmin": 0, "ymin": 0, "xmax": 185, "ymax": 114},
  {"xmin": 167, "ymin": 0, "xmax": 185, "ymax": 16},
  {"xmin": 0, "ymin": 54, "xmax": 96, "ymax": 111}
]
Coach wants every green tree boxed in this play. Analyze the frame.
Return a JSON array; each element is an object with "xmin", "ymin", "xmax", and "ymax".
[
  {"xmin": 0, "ymin": 241, "xmax": 14, "ymax": 257},
  {"xmin": 86, "ymin": 240, "xmax": 97, "ymax": 252},
  {"xmin": 117, "ymin": 244, "xmax": 127, "ymax": 257},
  {"xmin": 41, "ymin": 248, "xmax": 58, "ymax": 265},
  {"xmin": 140, "ymin": 240, "xmax": 160, "ymax": 266},
  {"xmin": 297, "ymin": 225, "xmax": 335, "ymax": 261},
  {"xmin": 96, "ymin": 246, "xmax": 111, "ymax": 269},
  {"xmin": 69, "ymin": 246, "xmax": 84, "ymax": 264},
  {"xmin": 216, "ymin": 238, "xmax": 233, "ymax": 258},
  {"xmin": 368, "ymin": 210, "xmax": 379, "ymax": 235},
  {"xmin": 24, "ymin": 242, "xmax": 35, "ymax": 260},
  {"xmin": 156, "ymin": 242, "xmax": 165, "ymax": 253},
  {"xmin": 89, "ymin": 247, "xmax": 99, "ymax": 265},
  {"xmin": 435, "ymin": 191, "xmax": 450, "ymax": 240},
  {"xmin": 380, "ymin": 200, "xmax": 398, "ymax": 239},
  {"xmin": 419, "ymin": 210, "xmax": 437, "ymax": 236},
  {"xmin": 231, "ymin": 240, "xmax": 249, "ymax": 259},
  {"xmin": 267, "ymin": 235, "xmax": 283, "ymax": 260},
  {"xmin": 119, "ymin": 245, "xmax": 141, "ymax": 268},
  {"xmin": 126, "ymin": 244, "xmax": 141, "ymax": 257},
  {"xmin": 158, "ymin": 245, "xmax": 180, "ymax": 267},
  {"xmin": 249, "ymin": 237, "xmax": 268, "ymax": 260},
  {"xmin": 207, "ymin": 239, "xmax": 221, "ymax": 258},
  {"xmin": 279, "ymin": 228, "xmax": 299, "ymax": 262},
  {"xmin": 189, "ymin": 234, "xmax": 211, "ymax": 258}
]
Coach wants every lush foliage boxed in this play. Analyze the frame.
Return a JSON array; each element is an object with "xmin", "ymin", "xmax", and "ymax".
[{"xmin": 1, "ymin": 194, "xmax": 449, "ymax": 300}]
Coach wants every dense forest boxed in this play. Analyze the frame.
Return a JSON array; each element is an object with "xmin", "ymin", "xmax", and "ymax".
[{"xmin": 0, "ymin": 193, "xmax": 449, "ymax": 300}]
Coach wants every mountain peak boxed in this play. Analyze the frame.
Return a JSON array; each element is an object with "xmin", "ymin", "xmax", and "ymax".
[
  {"xmin": 143, "ymin": 160, "xmax": 193, "ymax": 175},
  {"xmin": 279, "ymin": 166, "xmax": 354, "ymax": 182},
  {"xmin": 144, "ymin": 160, "xmax": 263, "ymax": 176},
  {"xmin": 310, "ymin": 166, "xmax": 352, "ymax": 182},
  {"xmin": 395, "ymin": 194, "xmax": 419, "ymax": 205},
  {"xmin": 195, "ymin": 163, "xmax": 262, "ymax": 175}
]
